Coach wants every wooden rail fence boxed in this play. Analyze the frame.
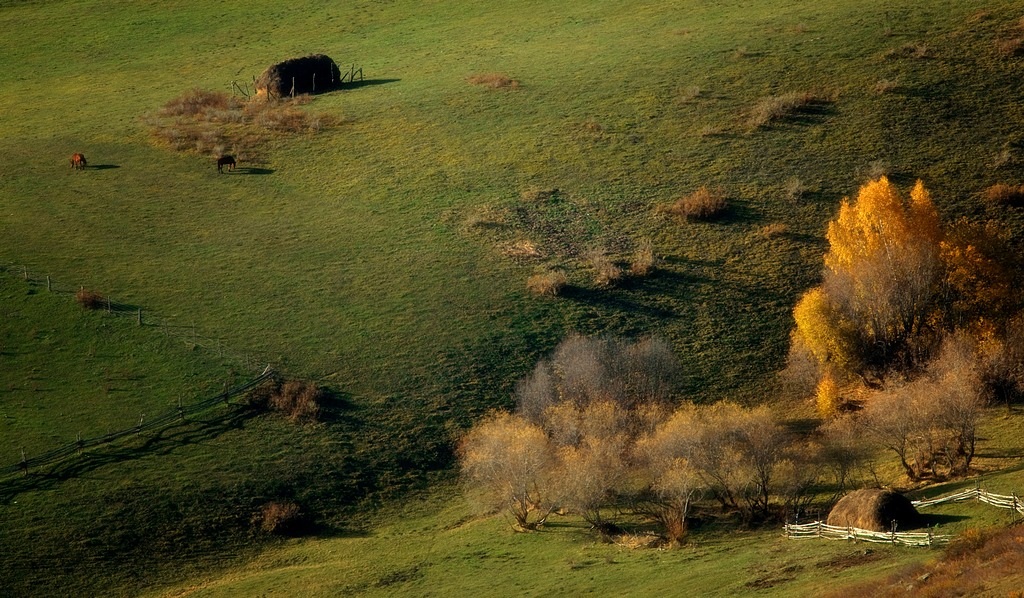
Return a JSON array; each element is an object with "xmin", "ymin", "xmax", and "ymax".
[{"xmin": 785, "ymin": 487, "xmax": 1023, "ymax": 546}]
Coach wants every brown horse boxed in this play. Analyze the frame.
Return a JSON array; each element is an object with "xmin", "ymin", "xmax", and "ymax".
[
  {"xmin": 70, "ymin": 153, "xmax": 87, "ymax": 170},
  {"xmin": 217, "ymin": 155, "xmax": 236, "ymax": 173}
]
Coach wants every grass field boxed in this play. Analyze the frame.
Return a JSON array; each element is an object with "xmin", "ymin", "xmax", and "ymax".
[{"xmin": 3, "ymin": 0, "xmax": 1024, "ymax": 595}]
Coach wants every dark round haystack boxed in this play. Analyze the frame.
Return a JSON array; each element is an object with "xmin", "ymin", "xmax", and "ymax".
[
  {"xmin": 255, "ymin": 54, "xmax": 342, "ymax": 99},
  {"xmin": 827, "ymin": 488, "xmax": 921, "ymax": 532}
]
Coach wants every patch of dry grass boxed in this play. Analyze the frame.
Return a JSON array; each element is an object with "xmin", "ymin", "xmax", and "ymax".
[
  {"xmin": 983, "ymin": 183, "xmax": 1024, "ymax": 206},
  {"xmin": 585, "ymin": 248, "xmax": 623, "ymax": 286},
  {"xmin": 874, "ymin": 78, "xmax": 900, "ymax": 94},
  {"xmin": 502, "ymin": 239, "xmax": 543, "ymax": 259},
  {"xmin": 629, "ymin": 239, "xmax": 656, "ymax": 277},
  {"xmin": 759, "ymin": 222, "xmax": 789, "ymax": 238},
  {"xmin": 145, "ymin": 89, "xmax": 338, "ymax": 157},
  {"xmin": 746, "ymin": 91, "xmax": 830, "ymax": 128},
  {"xmin": 466, "ymin": 73, "xmax": 520, "ymax": 89},
  {"xmin": 884, "ymin": 41, "xmax": 932, "ymax": 60},
  {"xmin": 526, "ymin": 269, "xmax": 566, "ymax": 297},
  {"xmin": 658, "ymin": 186, "xmax": 728, "ymax": 220}
]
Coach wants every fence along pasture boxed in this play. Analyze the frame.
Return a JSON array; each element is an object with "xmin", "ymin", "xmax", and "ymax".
[
  {"xmin": 785, "ymin": 487, "xmax": 1024, "ymax": 546},
  {"xmin": 2, "ymin": 367, "xmax": 274, "ymax": 479},
  {"xmin": 0, "ymin": 262, "xmax": 270, "ymax": 374},
  {"xmin": 0, "ymin": 261, "xmax": 280, "ymax": 479}
]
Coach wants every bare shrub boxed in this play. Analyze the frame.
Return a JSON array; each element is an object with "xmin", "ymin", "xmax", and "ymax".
[
  {"xmin": 635, "ymin": 424, "xmax": 705, "ymax": 544},
  {"xmin": 818, "ymin": 417, "xmax": 869, "ymax": 498},
  {"xmin": 874, "ymin": 78, "xmax": 899, "ymax": 94},
  {"xmin": 859, "ymin": 335, "xmax": 983, "ymax": 480},
  {"xmin": 697, "ymin": 124, "xmax": 723, "ymax": 137},
  {"xmin": 261, "ymin": 380, "xmax": 323, "ymax": 423},
  {"xmin": 75, "ymin": 288, "xmax": 106, "ymax": 310},
  {"xmin": 863, "ymin": 159, "xmax": 890, "ymax": 180},
  {"xmin": 995, "ymin": 37, "xmax": 1024, "ymax": 57},
  {"xmin": 526, "ymin": 269, "xmax": 566, "ymax": 297},
  {"xmin": 884, "ymin": 42, "xmax": 931, "ymax": 60},
  {"xmin": 629, "ymin": 239, "xmax": 656, "ymax": 277},
  {"xmin": 466, "ymin": 73, "xmax": 520, "ymax": 89},
  {"xmin": 678, "ymin": 85, "xmax": 701, "ymax": 103},
  {"xmin": 659, "ymin": 186, "xmax": 727, "ymax": 220},
  {"xmin": 746, "ymin": 92, "xmax": 827, "ymax": 128},
  {"xmin": 732, "ymin": 46, "xmax": 750, "ymax": 59},
  {"xmin": 254, "ymin": 501, "xmax": 303, "ymax": 534},
  {"xmin": 991, "ymin": 147, "xmax": 1013, "ymax": 168},
  {"xmin": 459, "ymin": 411, "xmax": 554, "ymax": 530},
  {"xmin": 585, "ymin": 248, "xmax": 623, "ymax": 286},
  {"xmin": 784, "ymin": 177, "xmax": 807, "ymax": 202},
  {"xmin": 759, "ymin": 223, "xmax": 788, "ymax": 238},
  {"xmin": 515, "ymin": 334, "xmax": 681, "ymax": 423},
  {"xmin": 983, "ymin": 183, "xmax": 1024, "ymax": 206},
  {"xmin": 520, "ymin": 187, "xmax": 558, "ymax": 202}
]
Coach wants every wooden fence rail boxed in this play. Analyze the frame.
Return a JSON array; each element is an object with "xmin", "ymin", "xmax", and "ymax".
[{"xmin": 2, "ymin": 367, "xmax": 274, "ymax": 480}]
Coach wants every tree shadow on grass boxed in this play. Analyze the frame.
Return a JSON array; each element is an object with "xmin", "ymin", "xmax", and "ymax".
[
  {"xmin": 89, "ymin": 164, "xmax": 120, "ymax": 170},
  {"xmin": 560, "ymin": 284, "xmax": 680, "ymax": 320},
  {"xmin": 0, "ymin": 407, "xmax": 259, "ymax": 503}
]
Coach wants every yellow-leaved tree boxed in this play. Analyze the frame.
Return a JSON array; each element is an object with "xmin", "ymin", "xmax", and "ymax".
[{"xmin": 794, "ymin": 177, "xmax": 943, "ymax": 388}]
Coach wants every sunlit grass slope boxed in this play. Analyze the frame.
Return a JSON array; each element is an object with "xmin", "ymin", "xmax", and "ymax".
[{"xmin": 2, "ymin": 0, "xmax": 1024, "ymax": 594}]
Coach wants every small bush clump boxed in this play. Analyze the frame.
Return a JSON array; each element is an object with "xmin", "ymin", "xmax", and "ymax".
[
  {"xmin": 254, "ymin": 501, "xmax": 303, "ymax": 534},
  {"xmin": 75, "ymin": 288, "xmax": 106, "ymax": 310},
  {"xmin": 466, "ymin": 73, "xmax": 520, "ymax": 89},
  {"xmin": 874, "ymin": 78, "xmax": 900, "ymax": 94},
  {"xmin": 271, "ymin": 380, "xmax": 322, "ymax": 422},
  {"xmin": 585, "ymin": 248, "xmax": 623, "ymax": 287},
  {"xmin": 520, "ymin": 187, "xmax": 558, "ymax": 202},
  {"xmin": 995, "ymin": 37, "xmax": 1023, "ymax": 57},
  {"xmin": 884, "ymin": 42, "xmax": 931, "ymax": 60},
  {"xmin": 746, "ymin": 92, "xmax": 825, "ymax": 128},
  {"xmin": 760, "ymin": 222, "xmax": 789, "ymax": 238},
  {"xmin": 248, "ymin": 379, "xmax": 323, "ymax": 422},
  {"xmin": 629, "ymin": 239, "xmax": 656, "ymax": 277},
  {"xmin": 659, "ymin": 186, "xmax": 727, "ymax": 220},
  {"xmin": 984, "ymin": 183, "xmax": 1024, "ymax": 206},
  {"xmin": 527, "ymin": 269, "xmax": 567, "ymax": 297}
]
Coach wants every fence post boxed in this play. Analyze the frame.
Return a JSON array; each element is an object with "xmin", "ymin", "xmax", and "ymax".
[
  {"xmin": 76, "ymin": 432, "xmax": 83, "ymax": 455},
  {"xmin": 891, "ymin": 520, "xmax": 897, "ymax": 545},
  {"xmin": 137, "ymin": 308, "xmax": 143, "ymax": 326},
  {"xmin": 23, "ymin": 266, "xmax": 27, "ymax": 281},
  {"xmin": 137, "ymin": 414, "xmax": 145, "ymax": 435},
  {"xmin": 46, "ymin": 275, "xmax": 51, "ymax": 292},
  {"xmin": 177, "ymin": 396, "xmax": 185, "ymax": 421},
  {"xmin": 19, "ymin": 448, "xmax": 27, "ymax": 476}
]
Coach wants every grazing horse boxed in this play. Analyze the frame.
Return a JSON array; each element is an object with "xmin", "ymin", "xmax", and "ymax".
[
  {"xmin": 217, "ymin": 155, "xmax": 236, "ymax": 173},
  {"xmin": 70, "ymin": 153, "xmax": 87, "ymax": 170}
]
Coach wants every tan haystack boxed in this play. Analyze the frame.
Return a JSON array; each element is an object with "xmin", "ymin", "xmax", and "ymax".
[{"xmin": 827, "ymin": 488, "xmax": 921, "ymax": 532}]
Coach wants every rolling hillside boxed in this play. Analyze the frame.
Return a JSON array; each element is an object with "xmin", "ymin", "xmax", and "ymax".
[{"xmin": 2, "ymin": 0, "xmax": 1024, "ymax": 595}]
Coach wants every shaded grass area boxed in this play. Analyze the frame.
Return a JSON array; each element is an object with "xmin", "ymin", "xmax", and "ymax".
[
  {"xmin": 2, "ymin": 0, "xmax": 1024, "ymax": 594},
  {"xmin": 155, "ymin": 408, "xmax": 1024, "ymax": 597}
]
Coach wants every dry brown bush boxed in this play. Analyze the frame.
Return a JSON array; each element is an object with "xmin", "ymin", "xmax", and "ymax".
[
  {"xmin": 746, "ymin": 92, "xmax": 826, "ymax": 128},
  {"xmin": 520, "ymin": 187, "xmax": 558, "ymax": 202},
  {"xmin": 983, "ymin": 183, "xmax": 1024, "ymax": 206},
  {"xmin": 884, "ymin": 42, "xmax": 931, "ymax": 60},
  {"xmin": 629, "ymin": 239, "xmax": 656, "ymax": 277},
  {"xmin": 527, "ymin": 269, "xmax": 566, "ymax": 297},
  {"xmin": 254, "ymin": 501, "xmax": 302, "ymax": 534},
  {"xmin": 466, "ymin": 73, "xmax": 520, "ymax": 89},
  {"xmin": 874, "ymin": 78, "xmax": 899, "ymax": 94},
  {"xmin": 659, "ymin": 186, "xmax": 727, "ymax": 220},
  {"xmin": 247, "ymin": 379, "xmax": 323, "ymax": 422},
  {"xmin": 697, "ymin": 125, "xmax": 723, "ymax": 137},
  {"xmin": 760, "ymin": 223, "xmax": 789, "ymax": 238},
  {"xmin": 996, "ymin": 37, "xmax": 1024, "ymax": 57},
  {"xmin": 147, "ymin": 90, "xmax": 335, "ymax": 156},
  {"xmin": 75, "ymin": 288, "xmax": 105, "ymax": 310},
  {"xmin": 784, "ymin": 177, "xmax": 807, "ymax": 202},
  {"xmin": 585, "ymin": 248, "xmax": 623, "ymax": 287}
]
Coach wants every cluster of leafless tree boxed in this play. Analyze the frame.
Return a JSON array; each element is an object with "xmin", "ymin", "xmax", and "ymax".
[{"xmin": 459, "ymin": 335, "xmax": 869, "ymax": 543}]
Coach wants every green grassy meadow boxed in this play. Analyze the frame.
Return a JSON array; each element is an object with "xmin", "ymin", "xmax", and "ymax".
[{"xmin": 3, "ymin": 0, "xmax": 1024, "ymax": 595}]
